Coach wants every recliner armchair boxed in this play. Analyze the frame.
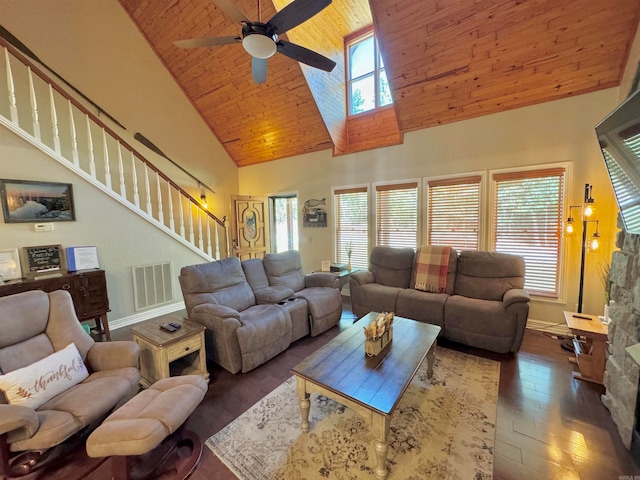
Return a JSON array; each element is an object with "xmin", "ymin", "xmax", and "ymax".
[
  {"xmin": 262, "ymin": 250, "xmax": 342, "ymax": 336},
  {"xmin": 0, "ymin": 289, "xmax": 140, "ymax": 478}
]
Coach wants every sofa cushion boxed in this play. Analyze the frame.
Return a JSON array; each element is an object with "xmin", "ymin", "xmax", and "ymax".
[
  {"xmin": 294, "ymin": 287, "xmax": 342, "ymax": 336},
  {"xmin": 39, "ymin": 374, "xmax": 132, "ymax": 425},
  {"xmin": 0, "ymin": 291, "xmax": 50, "ymax": 349},
  {"xmin": 236, "ymin": 305, "xmax": 291, "ymax": 372},
  {"xmin": 10, "ymin": 373, "xmax": 136, "ymax": 452},
  {"xmin": 0, "ymin": 334, "xmax": 54, "ymax": 374},
  {"xmin": 395, "ymin": 289, "xmax": 448, "ymax": 328},
  {"xmin": 242, "ymin": 258, "xmax": 270, "ymax": 290},
  {"xmin": 351, "ymin": 283, "xmax": 402, "ymax": 317},
  {"xmin": 263, "ymin": 250, "xmax": 306, "ymax": 292},
  {"xmin": 454, "ymin": 251, "xmax": 525, "ymax": 301},
  {"xmin": 369, "ymin": 246, "xmax": 415, "ymax": 288},
  {"xmin": 0, "ymin": 343, "xmax": 88, "ymax": 409},
  {"xmin": 180, "ymin": 257, "xmax": 256, "ymax": 315},
  {"xmin": 444, "ymin": 295, "xmax": 518, "ymax": 353}
]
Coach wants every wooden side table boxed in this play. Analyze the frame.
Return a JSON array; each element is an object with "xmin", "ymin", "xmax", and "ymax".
[
  {"xmin": 563, "ymin": 311, "xmax": 608, "ymax": 385},
  {"xmin": 130, "ymin": 318, "xmax": 209, "ymax": 388}
]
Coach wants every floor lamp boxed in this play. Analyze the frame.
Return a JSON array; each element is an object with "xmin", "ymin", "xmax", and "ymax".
[{"xmin": 566, "ymin": 183, "xmax": 601, "ymax": 313}]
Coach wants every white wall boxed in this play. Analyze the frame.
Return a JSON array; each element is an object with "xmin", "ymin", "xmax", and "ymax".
[
  {"xmin": 0, "ymin": 127, "xmax": 207, "ymax": 322},
  {"xmin": 0, "ymin": 0, "xmax": 238, "ymax": 216},
  {"xmin": 239, "ymin": 89, "xmax": 622, "ymax": 322},
  {"xmin": 0, "ymin": 0, "xmax": 239, "ymax": 325}
]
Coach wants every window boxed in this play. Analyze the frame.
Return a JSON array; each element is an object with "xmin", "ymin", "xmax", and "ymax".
[
  {"xmin": 492, "ymin": 168, "xmax": 565, "ymax": 297},
  {"xmin": 333, "ymin": 187, "xmax": 368, "ymax": 268},
  {"xmin": 347, "ymin": 31, "xmax": 392, "ymax": 115},
  {"xmin": 427, "ymin": 176, "xmax": 481, "ymax": 250},
  {"xmin": 270, "ymin": 195, "xmax": 298, "ymax": 253},
  {"xmin": 376, "ymin": 182, "xmax": 418, "ymax": 249}
]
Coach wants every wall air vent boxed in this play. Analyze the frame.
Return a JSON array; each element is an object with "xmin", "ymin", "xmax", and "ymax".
[{"xmin": 132, "ymin": 261, "xmax": 174, "ymax": 311}]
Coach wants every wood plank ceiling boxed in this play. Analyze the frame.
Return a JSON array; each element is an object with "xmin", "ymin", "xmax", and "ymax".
[{"xmin": 119, "ymin": 0, "xmax": 640, "ymax": 168}]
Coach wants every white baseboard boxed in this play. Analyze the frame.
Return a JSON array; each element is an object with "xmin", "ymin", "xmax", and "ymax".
[
  {"xmin": 526, "ymin": 317, "xmax": 571, "ymax": 335},
  {"xmin": 108, "ymin": 301, "xmax": 186, "ymax": 331}
]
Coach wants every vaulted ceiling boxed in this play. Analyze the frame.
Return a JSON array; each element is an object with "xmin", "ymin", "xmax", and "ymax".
[{"xmin": 119, "ymin": 0, "xmax": 640, "ymax": 168}]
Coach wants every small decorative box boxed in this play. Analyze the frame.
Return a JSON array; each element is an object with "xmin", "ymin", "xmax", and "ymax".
[
  {"xmin": 365, "ymin": 326, "xmax": 393, "ymax": 357},
  {"xmin": 363, "ymin": 312, "xmax": 394, "ymax": 357}
]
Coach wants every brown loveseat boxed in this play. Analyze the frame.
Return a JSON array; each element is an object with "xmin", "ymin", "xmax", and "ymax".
[
  {"xmin": 0, "ymin": 290, "xmax": 140, "ymax": 477},
  {"xmin": 179, "ymin": 250, "xmax": 342, "ymax": 374},
  {"xmin": 350, "ymin": 246, "xmax": 530, "ymax": 353}
]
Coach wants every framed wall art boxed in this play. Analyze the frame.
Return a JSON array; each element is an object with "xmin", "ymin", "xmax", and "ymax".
[
  {"xmin": 0, "ymin": 248, "xmax": 22, "ymax": 282},
  {"xmin": 0, "ymin": 179, "xmax": 75, "ymax": 223}
]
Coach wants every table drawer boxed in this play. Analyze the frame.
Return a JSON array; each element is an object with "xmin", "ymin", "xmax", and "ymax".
[{"xmin": 167, "ymin": 335, "xmax": 202, "ymax": 362}]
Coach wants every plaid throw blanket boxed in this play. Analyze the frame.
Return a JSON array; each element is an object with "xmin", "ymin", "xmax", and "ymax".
[{"xmin": 413, "ymin": 245, "xmax": 452, "ymax": 293}]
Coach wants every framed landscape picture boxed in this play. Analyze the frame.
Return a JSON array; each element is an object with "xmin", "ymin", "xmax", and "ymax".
[{"xmin": 0, "ymin": 179, "xmax": 75, "ymax": 223}]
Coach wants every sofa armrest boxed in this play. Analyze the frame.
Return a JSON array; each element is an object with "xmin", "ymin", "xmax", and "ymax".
[
  {"xmin": 86, "ymin": 341, "xmax": 140, "ymax": 372},
  {"xmin": 0, "ymin": 404, "xmax": 38, "ymax": 438},
  {"xmin": 503, "ymin": 289, "xmax": 530, "ymax": 309},
  {"xmin": 349, "ymin": 270, "xmax": 375, "ymax": 286},
  {"xmin": 191, "ymin": 303, "xmax": 242, "ymax": 325},
  {"xmin": 190, "ymin": 303, "xmax": 243, "ymax": 373},
  {"xmin": 253, "ymin": 285, "xmax": 295, "ymax": 304},
  {"xmin": 305, "ymin": 272, "xmax": 339, "ymax": 289}
]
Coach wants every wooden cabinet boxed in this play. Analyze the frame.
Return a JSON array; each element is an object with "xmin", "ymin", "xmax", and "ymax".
[{"xmin": 0, "ymin": 269, "xmax": 111, "ymax": 340}]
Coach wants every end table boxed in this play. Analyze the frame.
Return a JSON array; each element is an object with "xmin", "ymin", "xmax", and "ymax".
[
  {"xmin": 563, "ymin": 311, "xmax": 608, "ymax": 385},
  {"xmin": 131, "ymin": 318, "xmax": 209, "ymax": 388}
]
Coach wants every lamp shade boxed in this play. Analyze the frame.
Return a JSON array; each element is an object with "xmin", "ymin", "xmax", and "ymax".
[
  {"xmin": 584, "ymin": 202, "xmax": 596, "ymax": 218},
  {"xmin": 242, "ymin": 34, "xmax": 277, "ymax": 59}
]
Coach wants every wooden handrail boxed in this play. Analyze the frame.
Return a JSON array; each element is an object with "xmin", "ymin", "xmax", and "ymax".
[{"xmin": 0, "ymin": 36, "xmax": 225, "ymax": 228}]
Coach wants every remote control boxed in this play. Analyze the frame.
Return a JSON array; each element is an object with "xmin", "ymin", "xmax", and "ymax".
[
  {"xmin": 169, "ymin": 322, "xmax": 182, "ymax": 329},
  {"xmin": 160, "ymin": 323, "xmax": 178, "ymax": 332}
]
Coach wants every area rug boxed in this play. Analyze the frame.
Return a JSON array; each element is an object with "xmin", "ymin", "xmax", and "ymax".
[{"xmin": 206, "ymin": 347, "xmax": 499, "ymax": 479}]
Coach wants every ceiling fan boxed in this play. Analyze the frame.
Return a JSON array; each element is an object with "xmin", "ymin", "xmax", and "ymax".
[{"xmin": 174, "ymin": 0, "xmax": 337, "ymax": 84}]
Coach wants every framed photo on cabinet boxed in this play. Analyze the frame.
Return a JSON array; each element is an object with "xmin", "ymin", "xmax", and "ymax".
[{"xmin": 0, "ymin": 249, "xmax": 22, "ymax": 282}]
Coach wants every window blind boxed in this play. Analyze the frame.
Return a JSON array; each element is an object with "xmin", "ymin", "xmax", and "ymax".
[
  {"xmin": 492, "ymin": 168, "xmax": 565, "ymax": 297},
  {"xmin": 334, "ymin": 187, "xmax": 369, "ymax": 268},
  {"xmin": 376, "ymin": 182, "xmax": 418, "ymax": 249},
  {"xmin": 427, "ymin": 176, "xmax": 481, "ymax": 250}
]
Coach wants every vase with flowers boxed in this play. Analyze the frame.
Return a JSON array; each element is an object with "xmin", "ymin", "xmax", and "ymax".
[{"xmin": 345, "ymin": 242, "xmax": 353, "ymax": 272}]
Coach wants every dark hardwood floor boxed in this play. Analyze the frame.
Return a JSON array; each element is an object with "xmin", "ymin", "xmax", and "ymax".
[{"xmin": 20, "ymin": 300, "xmax": 640, "ymax": 479}]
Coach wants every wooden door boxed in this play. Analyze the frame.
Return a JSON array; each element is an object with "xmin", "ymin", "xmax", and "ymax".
[{"xmin": 231, "ymin": 195, "xmax": 269, "ymax": 260}]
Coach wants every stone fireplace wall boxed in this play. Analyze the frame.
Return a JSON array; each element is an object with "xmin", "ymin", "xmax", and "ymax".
[{"xmin": 602, "ymin": 221, "xmax": 640, "ymax": 448}]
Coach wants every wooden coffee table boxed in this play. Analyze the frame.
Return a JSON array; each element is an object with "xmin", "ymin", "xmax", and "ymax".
[{"xmin": 291, "ymin": 312, "xmax": 441, "ymax": 480}]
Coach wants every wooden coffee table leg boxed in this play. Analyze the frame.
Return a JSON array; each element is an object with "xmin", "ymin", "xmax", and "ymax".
[
  {"xmin": 372, "ymin": 414, "xmax": 390, "ymax": 480},
  {"xmin": 426, "ymin": 341, "xmax": 437, "ymax": 378},
  {"xmin": 296, "ymin": 377, "xmax": 311, "ymax": 432}
]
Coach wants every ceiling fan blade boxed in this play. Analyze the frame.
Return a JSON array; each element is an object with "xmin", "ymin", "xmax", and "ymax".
[
  {"xmin": 267, "ymin": 0, "xmax": 331, "ymax": 35},
  {"xmin": 174, "ymin": 36, "xmax": 241, "ymax": 49},
  {"xmin": 277, "ymin": 40, "xmax": 336, "ymax": 72},
  {"xmin": 212, "ymin": 0, "xmax": 250, "ymax": 25},
  {"xmin": 252, "ymin": 57, "xmax": 268, "ymax": 84}
]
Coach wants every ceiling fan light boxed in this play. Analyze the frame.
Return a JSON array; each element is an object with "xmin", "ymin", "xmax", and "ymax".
[{"xmin": 242, "ymin": 34, "xmax": 277, "ymax": 59}]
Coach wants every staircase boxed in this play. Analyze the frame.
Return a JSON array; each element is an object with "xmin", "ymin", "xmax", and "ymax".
[{"xmin": 0, "ymin": 39, "xmax": 229, "ymax": 261}]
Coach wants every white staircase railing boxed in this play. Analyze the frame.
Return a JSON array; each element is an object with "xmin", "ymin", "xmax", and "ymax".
[{"xmin": 0, "ymin": 40, "xmax": 228, "ymax": 261}]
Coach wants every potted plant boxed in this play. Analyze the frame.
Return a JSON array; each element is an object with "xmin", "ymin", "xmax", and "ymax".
[{"xmin": 598, "ymin": 261, "xmax": 612, "ymax": 323}]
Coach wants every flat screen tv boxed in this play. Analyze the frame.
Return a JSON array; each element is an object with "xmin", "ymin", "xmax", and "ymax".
[{"xmin": 596, "ymin": 87, "xmax": 640, "ymax": 234}]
